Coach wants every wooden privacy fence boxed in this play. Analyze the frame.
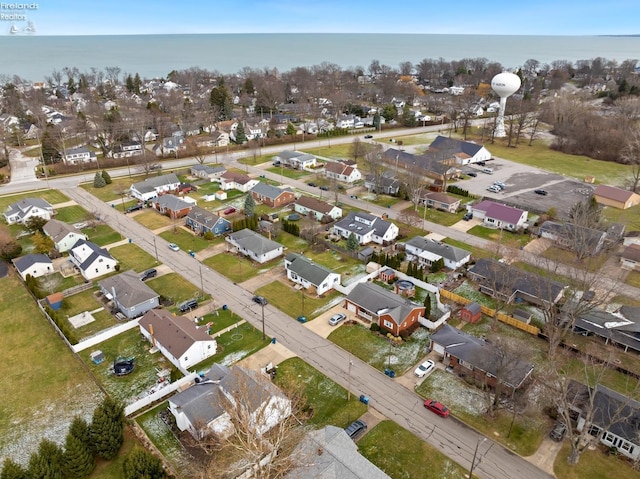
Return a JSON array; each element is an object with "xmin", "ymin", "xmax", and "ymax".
[{"xmin": 439, "ymin": 289, "xmax": 541, "ymax": 336}]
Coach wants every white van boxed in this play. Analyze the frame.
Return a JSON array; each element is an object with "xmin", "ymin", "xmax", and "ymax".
[{"xmin": 482, "ymin": 167, "xmax": 494, "ymax": 174}]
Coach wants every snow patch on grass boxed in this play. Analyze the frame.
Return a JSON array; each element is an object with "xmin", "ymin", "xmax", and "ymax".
[{"xmin": 423, "ymin": 370, "xmax": 485, "ymax": 417}]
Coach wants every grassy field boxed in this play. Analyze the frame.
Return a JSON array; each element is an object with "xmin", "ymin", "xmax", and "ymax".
[
  {"xmin": 145, "ymin": 272, "xmax": 204, "ymax": 305},
  {"xmin": 0, "ymin": 273, "xmax": 103, "ymax": 465},
  {"xmin": 302, "ymin": 143, "xmax": 354, "ymax": 159},
  {"xmin": 602, "ymin": 203, "xmax": 640, "ymax": 232},
  {"xmin": 415, "ymin": 204, "xmax": 466, "ymax": 227},
  {"xmin": 328, "ymin": 323, "xmax": 431, "ymax": 374},
  {"xmin": 203, "ymin": 252, "xmax": 270, "ymax": 283},
  {"xmin": 266, "ymin": 166, "xmax": 310, "ymax": 179},
  {"xmin": 196, "ymin": 309, "xmax": 244, "ymax": 334},
  {"xmin": 159, "ymin": 227, "xmax": 212, "ymax": 253},
  {"xmin": 554, "ymin": 442, "xmax": 640, "ymax": 479},
  {"xmin": 108, "ymin": 243, "xmax": 159, "ymax": 272},
  {"xmin": 358, "ymin": 420, "xmax": 469, "ymax": 479},
  {"xmin": 466, "ymin": 224, "xmax": 531, "ymax": 248},
  {"xmin": 55, "ymin": 204, "xmax": 90, "ymax": 223},
  {"xmin": 254, "ymin": 281, "xmax": 342, "ymax": 320},
  {"xmin": 82, "ymin": 224, "xmax": 122, "ymax": 246},
  {"xmin": 81, "ymin": 175, "xmax": 146, "ymax": 202},
  {"xmin": 133, "ymin": 210, "xmax": 174, "ymax": 230},
  {"xmin": 0, "ymin": 189, "xmax": 69, "ymax": 212}
]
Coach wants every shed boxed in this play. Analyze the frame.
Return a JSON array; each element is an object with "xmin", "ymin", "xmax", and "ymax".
[
  {"xmin": 512, "ymin": 309, "xmax": 532, "ymax": 324},
  {"xmin": 46, "ymin": 292, "xmax": 64, "ymax": 310},
  {"xmin": 379, "ymin": 268, "xmax": 396, "ymax": 282},
  {"xmin": 215, "ymin": 190, "xmax": 227, "ymax": 200},
  {"xmin": 460, "ymin": 302, "xmax": 482, "ymax": 323},
  {"xmin": 90, "ymin": 350, "xmax": 105, "ymax": 364},
  {"xmin": 359, "ymin": 247, "xmax": 375, "ymax": 262}
]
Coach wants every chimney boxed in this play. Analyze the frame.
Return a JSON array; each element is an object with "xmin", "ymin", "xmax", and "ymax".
[{"xmin": 149, "ymin": 323, "xmax": 156, "ymax": 347}]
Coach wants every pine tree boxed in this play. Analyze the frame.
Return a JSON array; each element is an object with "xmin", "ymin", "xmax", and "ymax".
[
  {"xmin": 125, "ymin": 74, "xmax": 135, "ymax": 93},
  {"xmin": 235, "ymin": 123, "xmax": 247, "ymax": 144},
  {"xmin": 244, "ymin": 194, "xmax": 256, "ymax": 218},
  {"xmin": 63, "ymin": 433, "xmax": 95, "ymax": 478},
  {"xmin": 122, "ymin": 446, "xmax": 166, "ymax": 479},
  {"xmin": 1, "ymin": 458, "xmax": 28, "ymax": 479},
  {"xmin": 28, "ymin": 439, "xmax": 65, "ymax": 479},
  {"xmin": 346, "ymin": 232, "xmax": 359, "ymax": 251},
  {"xmin": 406, "ymin": 261, "xmax": 414, "ymax": 277},
  {"xmin": 209, "ymin": 80, "xmax": 233, "ymax": 120},
  {"xmin": 69, "ymin": 417, "xmax": 92, "ymax": 449},
  {"xmin": 90, "ymin": 396, "xmax": 125, "ymax": 460},
  {"xmin": 424, "ymin": 294, "xmax": 431, "ymax": 318},
  {"xmin": 133, "ymin": 73, "xmax": 142, "ymax": 94},
  {"xmin": 286, "ymin": 122, "xmax": 296, "ymax": 136},
  {"xmin": 93, "ymin": 171, "xmax": 106, "ymax": 188},
  {"xmin": 101, "ymin": 170, "xmax": 112, "ymax": 184}
]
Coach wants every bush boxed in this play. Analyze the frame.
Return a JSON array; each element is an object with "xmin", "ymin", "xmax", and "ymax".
[
  {"xmin": 203, "ymin": 231, "xmax": 214, "ymax": 240},
  {"xmin": 370, "ymin": 323, "xmax": 380, "ymax": 332}
]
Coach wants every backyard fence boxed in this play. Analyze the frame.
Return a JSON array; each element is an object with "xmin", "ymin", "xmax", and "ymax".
[{"xmin": 439, "ymin": 289, "xmax": 541, "ymax": 336}]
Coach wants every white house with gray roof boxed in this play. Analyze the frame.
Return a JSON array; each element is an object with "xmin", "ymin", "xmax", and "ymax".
[
  {"xmin": 272, "ymin": 150, "xmax": 316, "ymax": 170},
  {"xmin": 13, "ymin": 253, "xmax": 53, "ymax": 280},
  {"xmin": 43, "ymin": 219, "xmax": 88, "ymax": 253},
  {"xmin": 69, "ymin": 239, "xmax": 118, "ymax": 280},
  {"xmin": 4, "ymin": 198, "xmax": 54, "ymax": 225},
  {"xmin": 404, "ymin": 236, "xmax": 470, "ymax": 270},
  {"xmin": 98, "ymin": 270, "xmax": 160, "ymax": 319},
  {"xmin": 226, "ymin": 229, "xmax": 284, "ymax": 263},
  {"xmin": 284, "ymin": 253, "xmax": 341, "ymax": 296},
  {"xmin": 333, "ymin": 211, "xmax": 399, "ymax": 246},
  {"xmin": 129, "ymin": 173, "xmax": 180, "ymax": 201},
  {"xmin": 190, "ymin": 164, "xmax": 226, "ymax": 181},
  {"xmin": 62, "ymin": 146, "xmax": 97, "ymax": 165},
  {"xmin": 294, "ymin": 196, "xmax": 342, "ymax": 221}
]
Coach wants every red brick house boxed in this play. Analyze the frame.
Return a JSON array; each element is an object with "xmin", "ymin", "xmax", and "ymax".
[
  {"xmin": 153, "ymin": 194, "xmax": 195, "ymax": 219},
  {"xmin": 250, "ymin": 183, "xmax": 296, "ymax": 208},
  {"xmin": 344, "ymin": 282, "xmax": 424, "ymax": 336}
]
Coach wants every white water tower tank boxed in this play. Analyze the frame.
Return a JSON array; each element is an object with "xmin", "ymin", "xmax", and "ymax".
[{"xmin": 491, "ymin": 72, "xmax": 521, "ymax": 138}]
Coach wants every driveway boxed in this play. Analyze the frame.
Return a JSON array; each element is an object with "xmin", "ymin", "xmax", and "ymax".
[{"xmin": 8, "ymin": 148, "xmax": 39, "ymax": 184}]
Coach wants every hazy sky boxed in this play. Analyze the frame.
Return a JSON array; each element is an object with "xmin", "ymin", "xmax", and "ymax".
[{"xmin": 4, "ymin": 0, "xmax": 638, "ymax": 36}]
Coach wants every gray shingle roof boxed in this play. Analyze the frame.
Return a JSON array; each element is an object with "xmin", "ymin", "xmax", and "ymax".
[
  {"xmin": 228, "ymin": 229, "xmax": 283, "ymax": 256},
  {"xmin": 70, "ymin": 239, "xmax": 115, "ymax": 271},
  {"xmin": 98, "ymin": 270, "xmax": 159, "ymax": 309},
  {"xmin": 13, "ymin": 253, "xmax": 52, "ymax": 272},
  {"xmin": 346, "ymin": 282, "xmax": 422, "ymax": 326},
  {"xmin": 285, "ymin": 253, "xmax": 334, "ymax": 287},
  {"xmin": 405, "ymin": 236, "xmax": 470, "ymax": 262},
  {"xmin": 131, "ymin": 173, "xmax": 180, "ymax": 194},
  {"xmin": 154, "ymin": 194, "xmax": 193, "ymax": 211},
  {"xmin": 334, "ymin": 211, "xmax": 394, "ymax": 238},
  {"xmin": 186, "ymin": 206, "xmax": 229, "ymax": 227},
  {"xmin": 429, "ymin": 135, "xmax": 484, "ymax": 157},
  {"xmin": 43, "ymin": 219, "xmax": 83, "ymax": 243},
  {"xmin": 139, "ymin": 309, "xmax": 213, "ymax": 358},
  {"xmin": 250, "ymin": 182, "xmax": 293, "ymax": 200}
]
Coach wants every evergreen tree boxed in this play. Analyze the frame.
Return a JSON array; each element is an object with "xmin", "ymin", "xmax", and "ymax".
[
  {"xmin": 286, "ymin": 122, "xmax": 296, "ymax": 136},
  {"xmin": 133, "ymin": 73, "xmax": 142, "ymax": 94},
  {"xmin": 90, "ymin": 396, "xmax": 125, "ymax": 460},
  {"xmin": 101, "ymin": 169, "xmax": 112, "ymax": 184},
  {"xmin": 27, "ymin": 439, "xmax": 65, "ymax": 479},
  {"xmin": 431, "ymin": 258, "xmax": 445, "ymax": 273},
  {"xmin": 424, "ymin": 294, "xmax": 431, "ymax": 318},
  {"xmin": 122, "ymin": 446, "xmax": 166, "ymax": 479},
  {"xmin": 242, "ymin": 77, "xmax": 254, "ymax": 95},
  {"xmin": 373, "ymin": 111, "xmax": 381, "ymax": 129},
  {"xmin": 346, "ymin": 232, "xmax": 359, "ymax": 251},
  {"xmin": 209, "ymin": 80, "xmax": 233, "ymax": 120},
  {"xmin": 93, "ymin": 171, "xmax": 106, "ymax": 188},
  {"xmin": 125, "ymin": 74, "xmax": 135, "ymax": 93},
  {"xmin": 234, "ymin": 122, "xmax": 247, "ymax": 144},
  {"xmin": 41, "ymin": 127, "xmax": 61, "ymax": 164},
  {"xmin": 402, "ymin": 104, "xmax": 417, "ymax": 127},
  {"xmin": 244, "ymin": 194, "xmax": 256, "ymax": 218},
  {"xmin": 63, "ymin": 433, "xmax": 95, "ymax": 478},
  {"xmin": 1, "ymin": 458, "xmax": 28, "ymax": 479},
  {"xmin": 406, "ymin": 261, "xmax": 413, "ymax": 277},
  {"xmin": 69, "ymin": 417, "xmax": 92, "ymax": 448},
  {"xmin": 67, "ymin": 76, "xmax": 77, "ymax": 95}
]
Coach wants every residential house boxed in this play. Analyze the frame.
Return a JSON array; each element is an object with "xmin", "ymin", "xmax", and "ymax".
[
  {"xmin": 152, "ymin": 194, "xmax": 194, "ymax": 219},
  {"xmin": 467, "ymin": 258, "xmax": 567, "ymax": 307},
  {"xmin": 623, "ymin": 231, "xmax": 640, "ymax": 247},
  {"xmin": 471, "ymin": 200, "xmax": 528, "ymax": 231},
  {"xmin": 593, "ymin": 184, "xmax": 640, "ymax": 210},
  {"xmin": 111, "ymin": 140, "xmax": 143, "ymax": 159},
  {"xmin": 381, "ymin": 148, "xmax": 460, "ymax": 184},
  {"xmin": 42, "ymin": 219, "xmax": 88, "ymax": 253},
  {"xmin": 13, "ymin": 253, "xmax": 53, "ymax": 280},
  {"xmin": 272, "ymin": 150, "xmax": 317, "ymax": 170},
  {"xmin": 226, "ymin": 229, "xmax": 284, "ymax": 264},
  {"xmin": 333, "ymin": 211, "xmax": 399, "ymax": 246},
  {"xmin": 186, "ymin": 206, "xmax": 232, "ymax": 236},
  {"xmin": 286, "ymin": 426, "xmax": 391, "ymax": 479},
  {"xmin": 130, "ymin": 173, "xmax": 180, "ymax": 202},
  {"xmin": 404, "ymin": 236, "xmax": 471, "ymax": 270},
  {"xmin": 139, "ymin": 309, "xmax": 217, "ymax": 371},
  {"xmin": 621, "ymin": 244, "xmax": 640, "ymax": 271},
  {"xmin": 417, "ymin": 191, "xmax": 461, "ymax": 213},
  {"xmin": 324, "ymin": 161, "xmax": 362, "ymax": 184},
  {"xmin": 427, "ymin": 135, "xmax": 492, "ymax": 166},
  {"xmin": 98, "ymin": 270, "xmax": 160, "ymax": 319},
  {"xmin": 219, "ymin": 171, "xmax": 259, "ymax": 192},
  {"xmin": 430, "ymin": 324, "xmax": 534, "ymax": 393},
  {"xmin": 250, "ymin": 183, "xmax": 296, "ymax": 208},
  {"xmin": 565, "ymin": 381, "xmax": 640, "ymax": 461},
  {"xmin": 293, "ymin": 196, "xmax": 342, "ymax": 221},
  {"xmin": 4, "ymin": 198, "xmax": 54, "ymax": 225},
  {"xmin": 193, "ymin": 131, "xmax": 230, "ymax": 148},
  {"xmin": 155, "ymin": 135, "xmax": 186, "ymax": 156},
  {"xmin": 573, "ymin": 305, "xmax": 640, "ymax": 354},
  {"xmin": 364, "ymin": 172, "xmax": 401, "ymax": 196},
  {"xmin": 62, "ymin": 146, "xmax": 98, "ymax": 165},
  {"xmin": 539, "ymin": 221, "xmax": 607, "ymax": 256},
  {"xmin": 190, "ymin": 164, "xmax": 226, "ymax": 181},
  {"xmin": 68, "ymin": 239, "xmax": 118, "ymax": 280},
  {"xmin": 168, "ymin": 363, "xmax": 291, "ymax": 440},
  {"xmin": 284, "ymin": 253, "xmax": 341, "ymax": 296},
  {"xmin": 345, "ymin": 282, "xmax": 424, "ymax": 335}
]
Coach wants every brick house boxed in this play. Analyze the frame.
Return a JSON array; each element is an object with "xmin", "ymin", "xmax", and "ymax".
[{"xmin": 250, "ymin": 183, "xmax": 296, "ymax": 208}]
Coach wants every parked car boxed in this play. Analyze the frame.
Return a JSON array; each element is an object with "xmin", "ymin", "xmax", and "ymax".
[
  {"xmin": 168, "ymin": 243, "xmax": 180, "ymax": 251},
  {"xmin": 477, "ymin": 161, "xmax": 486, "ymax": 166},
  {"xmin": 252, "ymin": 295, "xmax": 268, "ymax": 306},
  {"xmin": 125, "ymin": 203, "xmax": 143, "ymax": 213},
  {"xmin": 344, "ymin": 419, "xmax": 367, "ymax": 440},
  {"xmin": 487, "ymin": 185, "xmax": 501, "ymax": 193},
  {"xmin": 534, "ymin": 189, "xmax": 548, "ymax": 196},
  {"xmin": 224, "ymin": 207, "xmax": 237, "ymax": 215},
  {"xmin": 307, "ymin": 182, "xmax": 317, "ymax": 187},
  {"xmin": 140, "ymin": 268, "xmax": 157, "ymax": 281},
  {"xmin": 272, "ymin": 160, "xmax": 281, "ymax": 166},
  {"xmin": 550, "ymin": 421, "xmax": 567, "ymax": 441},
  {"xmin": 414, "ymin": 359, "xmax": 435, "ymax": 378},
  {"xmin": 467, "ymin": 172, "xmax": 477, "ymax": 177},
  {"xmin": 328, "ymin": 313, "xmax": 346, "ymax": 326},
  {"xmin": 319, "ymin": 186, "xmax": 329, "ymax": 191},
  {"xmin": 178, "ymin": 298, "xmax": 198, "ymax": 313},
  {"xmin": 493, "ymin": 181, "xmax": 505, "ymax": 189},
  {"xmin": 424, "ymin": 399, "xmax": 450, "ymax": 417},
  {"xmin": 463, "ymin": 212, "xmax": 473, "ymax": 221},
  {"xmin": 364, "ymin": 134, "xmax": 373, "ymax": 139}
]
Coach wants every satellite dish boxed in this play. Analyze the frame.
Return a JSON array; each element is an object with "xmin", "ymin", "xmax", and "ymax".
[{"xmin": 491, "ymin": 72, "xmax": 522, "ymax": 138}]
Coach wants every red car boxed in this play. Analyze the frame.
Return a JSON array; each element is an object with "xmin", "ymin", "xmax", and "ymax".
[
  {"xmin": 424, "ymin": 399, "xmax": 450, "ymax": 417},
  {"xmin": 223, "ymin": 207, "xmax": 236, "ymax": 215}
]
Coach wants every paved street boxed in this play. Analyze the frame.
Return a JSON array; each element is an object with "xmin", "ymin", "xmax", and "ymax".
[{"xmin": 61, "ymin": 186, "xmax": 552, "ymax": 479}]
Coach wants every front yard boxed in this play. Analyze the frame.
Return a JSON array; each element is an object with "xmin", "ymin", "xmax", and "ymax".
[
  {"xmin": 108, "ymin": 243, "xmax": 159, "ymax": 272},
  {"xmin": 145, "ymin": 272, "xmax": 205, "ymax": 306},
  {"xmin": 204, "ymin": 251, "xmax": 280, "ymax": 284},
  {"xmin": 254, "ymin": 280, "xmax": 343, "ymax": 320},
  {"xmin": 81, "ymin": 175, "xmax": 146, "ymax": 202},
  {"xmin": 159, "ymin": 227, "xmax": 212, "ymax": 253},
  {"xmin": 0, "ymin": 189, "xmax": 69, "ymax": 212},
  {"xmin": 134, "ymin": 210, "xmax": 174, "ymax": 230},
  {"xmin": 55, "ymin": 204, "xmax": 91, "ymax": 223},
  {"xmin": 466, "ymin": 224, "xmax": 531, "ymax": 248},
  {"xmin": 554, "ymin": 442, "xmax": 640, "ymax": 479},
  {"xmin": 81, "ymin": 223, "xmax": 122, "ymax": 246}
]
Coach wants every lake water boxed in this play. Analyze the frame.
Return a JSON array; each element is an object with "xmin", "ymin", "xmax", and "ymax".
[{"xmin": 1, "ymin": 33, "xmax": 639, "ymax": 81}]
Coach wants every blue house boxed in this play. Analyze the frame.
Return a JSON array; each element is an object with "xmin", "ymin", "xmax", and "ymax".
[{"xmin": 186, "ymin": 206, "xmax": 231, "ymax": 236}]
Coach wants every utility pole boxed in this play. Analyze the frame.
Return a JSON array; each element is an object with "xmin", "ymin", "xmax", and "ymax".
[
  {"xmin": 261, "ymin": 303, "xmax": 266, "ymax": 340},
  {"xmin": 347, "ymin": 359, "xmax": 353, "ymax": 401},
  {"xmin": 199, "ymin": 264, "xmax": 204, "ymax": 299},
  {"xmin": 468, "ymin": 437, "xmax": 487, "ymax": 479},
  {"xmin": 153, "ymin": 236, "xmax": 158, "ymax": 263}
]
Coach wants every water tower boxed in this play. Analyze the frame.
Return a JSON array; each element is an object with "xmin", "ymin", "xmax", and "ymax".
[{"xmin": 491, "ymin": 72, "xmax": 521, "ymax": 138}]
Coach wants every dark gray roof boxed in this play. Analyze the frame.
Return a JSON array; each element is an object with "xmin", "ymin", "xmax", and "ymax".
[
  {"xmin": 462, "ymin": 302, "xmax": 482, "ymax": 315},
  {"xmin": 250, "ymin": 182, "xmax": 293, "ymax": 200},
  {"xmin": 131, "ymin": 173, "xmax": 180, "ymax": 194},
  {"xmin": 98, "ymin": 270, "xmax": 159, "ymax": 309},
  {"xmin": 43, "ymin": 219, "xmax": 84, "ymax": 243},
  {"xmin": 5, "ymin": 197, "xmax": 53, "ymax": 220},
  {"xmin": 13, "ymin": 253, "xmax": 52, "ymax": 272},
  {"xmin": 285, "ymin": 253, "xmax": 335, "ymax": 287},
  {"xmin": 346, "ymin": 282, "xmax": 422, "ymax": 326},
  {"xmin": 429, "ymin": 135, "xmax": 484, "ymax": 157},
  {"xmin": 70, "ymin": 239, "xmax": 115, "ymax": 271},
  {"xmin": 139, "ymin": 309, "xmax": 213, "ymax": 359},
  {"xmin": 335, "ymin": 211, "xmax": 394, "ymax": 238},
  {"xmin": 573, "ymin": 307, "xmax": 640, "ymax": 353},
  {"xmin": 186, "ymin": 206, "xmax": 229, "ymax": 227},
  {"xmin": 154, "ymin": 194, "xmax": 193, "ymax": 211},
  {"xmin": 228, "ymin": 229, "xmax": 283, "ymax": 256},
  {"xmin": 430, "ymin": 324, "xmax": 534, "ymax": 388},
  {"xmin": 191, "ymin": 164, "xmax": 225, "ymax": 174},
  {"xmin": 405, "ymin": 236, "xmax": 470, "ymax": 262}
]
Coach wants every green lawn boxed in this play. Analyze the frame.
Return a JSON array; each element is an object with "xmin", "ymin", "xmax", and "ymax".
[
  {"xmin": 82, "ymin": 224, "xmax": 122, "ymax": 246},
  {"xmin": 204, "ymin": 252, "xmax": 268, "ymax": 283},
  {"xmin": 602, "ymin": 203, "xmax": 640, "ymax": 231},
  {"xmin": 108, "ymin": 243, "xmax": 159, "ymax": 272},
  {"xmin": 328, "ymin": 323, "xmax": 431, "ymax": 374},
  {"xmin": 302, "ymin": 143, "xmax": 354, "ymax": 159},
  {"xmin": 466, "ymin": 224, "xmax": 531, "ymax": 248},
  {"xmin": 266, "ymin": 166, "xmax": 311, "ymax": 180},
  {"xmin": 358, "ymin": 420, "xmax": 469, "ymax": 479},
  {"xmin": 134, "ymin": 210, "xmax": 174, "ymax": 230},
  {"xmin": 415, "ymin": 204, "xmax": 465, "ymax": 227},
  {"xmin": 196, "ymin": 309, "xmax": 244, "ymax": 334},
  {"xmin": 38, "ymin": 271, "xmax": 86, "ymax": 293},
  {"xmin": 255, "ymin": 281, "xmax": 342, "ymax": 320},
  {"xmin": 81, "ymin": 175, "xmax": 145, "ymax": 202},
  {"xmin": 0, "ymin": 190, "xmax": 69, "ymax": 212},
  {"xmin": 159, "ymin": 227, "xmax": 212, "ymax": 253},
  {"xmin": 625, "ymin": 271, "xmax": 640, "ymax": 288},
  {"xmin": 554, "ymin": 442, "xmax": 640, "ymax": 479},
  {"xmin": 145, "ymin": 272, "xmax": 204, "ymax": 306},
  {"xmin": 0, "ymin": 274, "xmax": 102, "ymax": 464},
  {"xmin": 274, "ymin": 358, "xmax": 368, "ymax": 427},
  {"xmin": 55, "ymin": 204, "xmax": 91, "ymax": 223}
]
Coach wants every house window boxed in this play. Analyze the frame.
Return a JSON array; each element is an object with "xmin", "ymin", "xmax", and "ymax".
[
  {"xmin": 383, "ymin": 319, "xmax": 393, "ymax": 329},
  {"xmin": 621, "ymin": 442, "xmax": 634, "ymax": 454},
  {"xmin": 459, "ymin": 360, "xmax": 474, "ymax": 370},
  {"xmin": 588, "ymin": 425, "xmax": 601, "ymax": 437},
  {"xmin": 184, "ymin": 357, "xmax": 188, "ymax": 362},
  {"xmin": 604, "ymin": 432, "xmax": 615, "ymax": 444}
]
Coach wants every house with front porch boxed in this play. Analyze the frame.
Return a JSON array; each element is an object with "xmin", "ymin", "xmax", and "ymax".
[
  {"xmin": 111, "ymin": 141, "xmax": 143, "ymax": 159},
  {"xmin": 471, "ymin": 200, "xmax": 528, "ymax": 231},
  {"xmin": 284, "ymin": 253, "xmax": 341, "ymax": 296},
  {"xmin": 364, "ymin": 172, "xmax": 401, "ymax": 196},
  {"xmin": 190, "ymin": 164, "xmax": 226, "ymax": 181},
  {"xmin": 130, "ymin": 173, "xmax": 181, "ymax": 202},
  {"xmin": 345, "ymin": 282, "xmax": 424, "ymax": 336},
  {"xmin": 272, "ymin": 150, "xmax": 317, "ymax": 170},
  {"xmin": 404, "ymin": 236, "xmax": 470, "ymax": 270},
  {"xmin": 62, "ymin": 146, "xmax": 97, "ymax": 165},
  {"xmin": 333, "ymin": 211, "xmax": 398, "ymax": 246},
  {"xmin": 226, "ymin": 229, "xmax": 284, "ymax": 264},
  {"xmin": 293, "ymin": 196, "xmax": 342, "ymax": 221},
  {"xmin": 152, "ymin": 194, "xmax": 194, "ymax": 219},
  {"xmin": 250, "ymin": 183, "xmax": 296, "ymax": 208},
  {"xmin": 186, "ymin": 206, "xmax": 231, "ymax": 236}
]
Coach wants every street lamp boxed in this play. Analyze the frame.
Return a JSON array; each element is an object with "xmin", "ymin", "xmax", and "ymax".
[{"xmin": 468, "ymin": 437, "xmax": 487, "ymax": 479}]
